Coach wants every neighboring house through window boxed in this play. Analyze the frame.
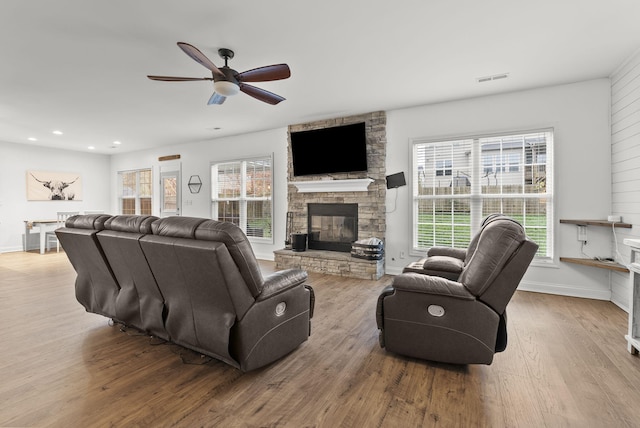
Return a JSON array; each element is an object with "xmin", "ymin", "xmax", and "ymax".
[
  {"xmin": 412, "ymin": 130, "xmax": 552, "ymax": 261},
  {"xmin": 211, "ymin": 155, "xmax": 273, "ymax": 241},
  {"xmin": 118, "ymin": 168, "xmax": 152, "ymax": 215}
]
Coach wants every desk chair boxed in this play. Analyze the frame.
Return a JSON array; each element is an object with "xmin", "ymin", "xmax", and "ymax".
[{"xmin": 46, "ymin": 211, "xmax": 79, "ymax": 252}]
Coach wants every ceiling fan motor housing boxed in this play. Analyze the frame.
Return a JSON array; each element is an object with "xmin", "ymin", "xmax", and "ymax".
[{"xmin": 213, "ymin": 67, "xmax": 240, "ymax": 96}]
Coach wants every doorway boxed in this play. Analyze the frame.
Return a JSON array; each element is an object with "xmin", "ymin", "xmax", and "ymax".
[{"xmin": 160, "ymin": 170, "xmax": 180, "ymax": 217}]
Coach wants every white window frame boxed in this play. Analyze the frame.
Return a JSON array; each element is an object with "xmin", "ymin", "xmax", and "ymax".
[
  {"xmin": 117, "ymin": 168, "xmax": 153, "ymax": 215},
  {"xmin": 411, "ymin": 129, "xmax": 553, "ymax": 262},
  {"xmin": 210, "ymin": 154, "xmax": 273, "ymax": 243}
]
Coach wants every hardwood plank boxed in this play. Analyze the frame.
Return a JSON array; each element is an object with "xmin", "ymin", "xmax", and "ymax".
[{"xmin": 2, "ymin": 251, "xmax": 640, "ymax": 427}]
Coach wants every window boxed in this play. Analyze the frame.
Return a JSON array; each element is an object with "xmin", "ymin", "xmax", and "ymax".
[
  {"xmin": 412, "ymin": 130, "xmax": 552, "ymax": 260},
  {"xmin": 118, "ymin": 169, "xmax": 152, "ymax": 215},
  {"xmin": 435, "ymin": 159, "xmax": 452, "ymax": 176},
  {"xmin": 211, "ymin": 155, "xmax": 273, "ymax": 241}
]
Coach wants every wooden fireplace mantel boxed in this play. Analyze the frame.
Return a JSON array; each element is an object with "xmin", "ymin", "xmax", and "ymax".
[{"xmin": 291, "ymin": 178, "xmax": 374, "ymax": 193}]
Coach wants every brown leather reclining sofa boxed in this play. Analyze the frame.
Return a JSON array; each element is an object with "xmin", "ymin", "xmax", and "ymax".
[{"xmin": 57, "ymin": 214, "xmax": 314, "ymax": 372}]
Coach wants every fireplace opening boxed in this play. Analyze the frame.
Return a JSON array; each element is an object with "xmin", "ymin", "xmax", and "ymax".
[{"xmin": 307, "ymin": 203, "xmax": 358, "ymax": 252}]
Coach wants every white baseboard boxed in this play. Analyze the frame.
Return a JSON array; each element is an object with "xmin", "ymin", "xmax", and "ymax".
[
  {"xmin": 1, "ymin": 246, "xmax": 25, "ymax": 254},
  {"xmin": 517, "ymin": 279, "xmax": 611, "ymax": 301},
  {"xmin": 610, "ymin": 297, "xmax": 630, "ymax": 313},
  {"xmin": 384, "ymin": 265, "xmax": 403, "ymax": 276}
]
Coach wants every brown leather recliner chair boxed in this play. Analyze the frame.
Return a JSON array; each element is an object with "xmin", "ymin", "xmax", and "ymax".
[
  {"xmin": 402, "ymin": 213, "xmax": 505, "ymax": 280},
  {"xmin": 377, "ymin": 216, "xmax": 538, "ymax": 364}
]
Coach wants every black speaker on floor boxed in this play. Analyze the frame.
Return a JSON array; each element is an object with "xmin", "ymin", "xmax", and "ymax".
[{"xmin": 291, "ymin": 233, "xmax": 307, "ymax": 252}]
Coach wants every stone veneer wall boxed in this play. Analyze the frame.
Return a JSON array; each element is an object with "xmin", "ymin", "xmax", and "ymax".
[{"xmin": 286, "ymin": 111, "xmax": 387, "ymax": 242}]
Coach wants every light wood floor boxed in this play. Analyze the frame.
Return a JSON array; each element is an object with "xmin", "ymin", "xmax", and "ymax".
[{"xmin": 2, "ymin": 251, "xmax": 640, "ymax": 427}]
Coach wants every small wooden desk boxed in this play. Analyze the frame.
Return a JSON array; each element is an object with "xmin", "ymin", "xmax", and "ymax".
[{"xmin": 24, "ymin": 220, "xmax": 59, "ymax": 254}]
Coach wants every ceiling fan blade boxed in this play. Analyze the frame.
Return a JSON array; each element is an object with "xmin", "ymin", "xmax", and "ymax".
[
  {"xmin": 177, "ymin": 42, "xmax": 225, "ymax": 77},
  {"xmin": 207, "ymin": 92, "xmax": 226, "ymax": 105},
  {"xmin": 147, "ymin": 75, "xmax": 213, "ymax": 82},
  {"xmin": 239, "ymin": 83, "xmax": 285, "ymax": 105},
  {"xmin": 236, "ymin": 64, "xmax": 291, "ymax": 82}
]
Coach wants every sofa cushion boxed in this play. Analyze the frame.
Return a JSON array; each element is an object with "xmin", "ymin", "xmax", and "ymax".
[
  {"xmin": 65, "ymin": 214, "xmax": 111, "ymax": 230},
  {"xmin": 459, "ymin": 218, "xmax": 526, "ymax": 296},
  {"xmin": 423, "ymin": 255, "xmax": 464, "ymax": 273},
  {"xmin": 104, "ymin": 215, "xmax": 158, "ymax": 234},
  {"xmin": 426, "ymin": 246, "xmax": 466, "ymax": 259},
  {"xmin": 151, "ymin": 216, "xmax": 207, "ymax": 239},
  {"xmin": 194, "ymin": 220, "xmax": 264, "ymax": 297}
]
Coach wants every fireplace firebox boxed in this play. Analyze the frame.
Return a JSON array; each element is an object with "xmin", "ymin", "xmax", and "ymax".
[{"xmin": 307, "ymin": 203, "xmax": 358, "ymax": 252}]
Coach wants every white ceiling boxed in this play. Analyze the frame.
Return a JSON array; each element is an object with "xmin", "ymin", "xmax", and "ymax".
[{"xmin": 2, "ymin": 0, "xmax": 640, "ymax": 154}]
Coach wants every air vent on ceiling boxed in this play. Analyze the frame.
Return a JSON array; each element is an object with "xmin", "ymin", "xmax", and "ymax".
[{"xmin": 477, "ymin": 73, "xmax": 509, "ymax": 83}]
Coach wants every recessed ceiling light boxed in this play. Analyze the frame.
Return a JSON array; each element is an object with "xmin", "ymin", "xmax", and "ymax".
[
  {"xmin": 88, "ymin": 146, "xmax": 95, "ymax": 150},
  {"xmin": 113, "ymin": 140, "xmax": 121, "ymax": 145},
  {"xmin": 28, "ymin": 137, "xmax": 37, "ymax": 141},
  {"xmin": 52, "ymin": 130, "xmax": 63, "ymax": 135}
]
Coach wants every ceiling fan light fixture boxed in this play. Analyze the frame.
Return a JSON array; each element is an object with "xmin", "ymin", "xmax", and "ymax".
[{"xmin": 214, "ymin": 80, "xmax": 240, "ymax": 97}]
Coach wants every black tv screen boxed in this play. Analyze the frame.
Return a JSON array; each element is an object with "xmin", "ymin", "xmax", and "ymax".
[{"xmin": 290, "ymin": 122, "xmax": 368, "ymax": 176}]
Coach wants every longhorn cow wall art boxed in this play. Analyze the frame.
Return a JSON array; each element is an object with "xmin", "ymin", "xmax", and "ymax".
[{"xmin": 27, "ymin": 170, "xmax": 83, "ymax": 201}]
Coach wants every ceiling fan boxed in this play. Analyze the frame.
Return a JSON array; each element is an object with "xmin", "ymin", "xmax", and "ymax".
[{"xmin": 148, "ymin": 42, "xmax": 291, "ymax": 105}]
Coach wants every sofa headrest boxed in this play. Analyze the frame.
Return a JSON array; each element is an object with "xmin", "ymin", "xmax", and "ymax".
[
  {"xmin": 464, "ymin": 213, "xmax": 509, "ymax": 265},
  {"xmin": 151, "ymin": 216, "xmax": 208, "ymax": 238},
  {"xmin": 194, "ymin": 219, "xmax": 264, "ymax": 297},
  {"xmin": 65, "ymin": 214, "xmax": 112, "ymax": 230},
  {"xmin": 194, "ymin": 219, "xmax": 251, "ymax": 245},
  {"xmin": 104, "ymin": 215, "xmax": 159, "ymax": 234},
  {"xmin": 460, "ymin": 217, "xmax": 527, "ymax": 296}
]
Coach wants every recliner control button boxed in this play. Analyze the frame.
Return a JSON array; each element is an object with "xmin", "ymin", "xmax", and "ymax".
[
  {"xmin": 427, "ymin": 305, "xmax": 445, "ymax": 317},
  {"xmin": 275, "ymin": 302, "xmax": 286, "ymax": 316}
]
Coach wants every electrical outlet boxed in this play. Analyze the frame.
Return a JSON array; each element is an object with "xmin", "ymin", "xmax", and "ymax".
[
  {"xmin": 577, "ymin": 225, "xmax": 587, "ymax": 242},
  {"xmin": 400, "ymin": 251, "xmax": 406, "ymax": 259}
]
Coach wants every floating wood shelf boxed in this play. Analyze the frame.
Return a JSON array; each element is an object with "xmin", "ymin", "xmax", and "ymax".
[
  {"xmin": 559, "ymin": 257, "xmax": 629, "ymax": 273},
  {"xmin": 559, "ymin": 219, "xmax": 632, "ymax": 228},
  {"xmin": 559, "ymin": 219, "xmax": 632, "ymax": 273}
]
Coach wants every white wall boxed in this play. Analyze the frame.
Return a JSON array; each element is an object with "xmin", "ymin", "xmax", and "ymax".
[
  {"xmin": 2, "ymin": 79, "xmax": 618, "ymax": 302},
  {"xmin": 109, "ymin": 127, "xmax": 288, "ymax": 261},
  {"xmin": 0, "ymin": 141, "xmax": 111, "ymax": 252},
  {"xmin": 385, "ymin": 79, "xmax": 614, "ymax": 300},
  {"xmin": 610, "ymin": 49, "xmax": 640, "ymax": 311}
]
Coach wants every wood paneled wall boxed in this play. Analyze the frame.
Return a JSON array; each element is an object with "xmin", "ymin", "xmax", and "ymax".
[{"xmin": 611, "ymin": 49, "xmax": 640, "ymax": 310}]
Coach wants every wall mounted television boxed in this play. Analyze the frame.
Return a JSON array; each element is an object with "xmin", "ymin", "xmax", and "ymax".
[{"xmin": 290, "ymin": 122, "xmax": 368, "ymax": 176}]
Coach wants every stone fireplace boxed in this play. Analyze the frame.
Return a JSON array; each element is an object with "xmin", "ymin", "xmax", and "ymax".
[
  {"xmin": 308, "ymin": 203, "xmax": 358, "ymax": 252},
  {"xmin": 274, "ymin": 111, "xmax": 387, "ymax": 280}
]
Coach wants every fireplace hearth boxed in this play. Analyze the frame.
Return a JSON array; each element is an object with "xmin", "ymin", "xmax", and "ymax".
[{"xmin": 307, "ymin": 203, "xmax": 358, "ymax": 252}]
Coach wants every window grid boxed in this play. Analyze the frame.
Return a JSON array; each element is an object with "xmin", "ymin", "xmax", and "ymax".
[
  {"xmin": 118, "ymin": 168, "xmax": 152, "ymax": 215},
  {"xmin": 211, "ymin": 156, "xmax": 273, "ymax": 241},
  {"xmin": 413, "ymin": 130, "xmax": 552, "ymax": 259}
]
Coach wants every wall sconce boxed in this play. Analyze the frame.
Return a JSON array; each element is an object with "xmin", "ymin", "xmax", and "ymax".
[{"xmin": 188, "ymin": 175, "xmax": 202, "ymax": 194}]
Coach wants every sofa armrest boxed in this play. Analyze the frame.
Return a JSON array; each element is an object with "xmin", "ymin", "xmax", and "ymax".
[
  {"xmin": 426, "ymin": 246, "xmax": 467, "ymax": 260},
  {"xmin": 258, "ymin": 269, "xmax": 309, "ymax": 301},
  {"xmin": 391, "ymin": 273, "xmax": 475, "ymax": 301},
  {"xmin": 376, "ymin": 285, "xmax": 395, "ymax": 330}
]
